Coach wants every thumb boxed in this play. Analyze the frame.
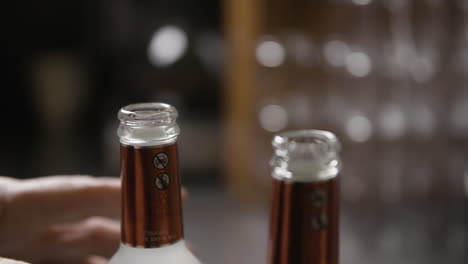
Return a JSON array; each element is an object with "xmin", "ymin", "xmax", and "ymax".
[{"xmin": 0, "ymin": 257, "xmax": 30, "ymax": 264}]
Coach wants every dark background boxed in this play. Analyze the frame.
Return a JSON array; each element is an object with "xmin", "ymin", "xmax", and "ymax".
[{"xmin": 4, "ymin": 0, "xmax": 222, "ymax": 182}]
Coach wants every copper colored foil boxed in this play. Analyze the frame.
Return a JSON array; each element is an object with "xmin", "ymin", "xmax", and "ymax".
[
  {"xmin": 120, "ymin": 144, "xmax": 183, "ymax": 248},
  {"xmin": 268, "ymin": 177, "xmax": 339, "ymax": 264}
]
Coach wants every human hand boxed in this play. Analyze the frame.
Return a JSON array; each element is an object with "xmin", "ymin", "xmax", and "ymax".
[{"xmin": 0, "ymin": 175, "xmax": 121, "ymax": 264}]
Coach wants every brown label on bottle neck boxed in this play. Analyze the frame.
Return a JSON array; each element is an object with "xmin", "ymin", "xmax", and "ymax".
[
  {"xmin": 268, "ymin": 177, "xmax": 339, "ymax": 264},
  {"xmin": 120, "ymin": 144, "xmax": 184, "ymax": 248}
]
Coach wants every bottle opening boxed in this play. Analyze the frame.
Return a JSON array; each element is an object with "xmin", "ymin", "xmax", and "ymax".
[
  {"xmin": 118, "ymin": 102, "xmax": 178, "ymax": 126},
  {"xmin": 273, "ymin": 130, "xmax": 340, "ymax": 153},
  {"xmin": 117, "ymin": 102, "xmax": 180, "ymax": 146},
  {"xmin": 271, "ymin": 130, "xmax": 341, "ymax": 182}
]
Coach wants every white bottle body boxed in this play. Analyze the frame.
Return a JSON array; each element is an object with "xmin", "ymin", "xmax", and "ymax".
[{"xmin": 109, "ymin": 240, "xmax": 201, "ymax": 264}]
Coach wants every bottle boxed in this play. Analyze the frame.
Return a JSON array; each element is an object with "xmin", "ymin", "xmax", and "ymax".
[
  {"xmin": 109, "ymin": 102, "xmax": 201, "ymax": 264},
  {"xmin": 268, "ymin": 130, "xmax": 341, "ymax": 264}
]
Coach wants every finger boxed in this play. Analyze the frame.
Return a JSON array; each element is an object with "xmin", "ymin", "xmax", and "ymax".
[
  {"xmin": 81, "ymin": 255, "xmax": 108, "ymax": 264},
  {"xmin": 45, "ymin": 217, "xmax": 119, "ymax": 262},
  {"xmin": 10, "ymin": 175, "xmax": 121, "ymax": 225},
  {"xmin": 0, "ymin": 257, "xmax": 30, "ymax": 264},
  {"xmin": 0, "ymin": 176, "xmax": 20, "ymax": 211}
]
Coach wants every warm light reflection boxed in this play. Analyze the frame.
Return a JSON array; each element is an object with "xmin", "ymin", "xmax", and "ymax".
[
  {"xmin": 323, "ymin": 40, "xmax": 350, "ymax": 67},
  {"xmin": 256, "ymin": 39, "xmax": 286, "ymax": 67},
  {"xmin": 346, "ymin": 114, "xmax": 373, "ymax": 142},
  {"xmin": 147, "ymin": 25, "xmax": 188, "ymax": 67},
  {"xmin": 378, "ymin": 104, "xmax": 406, "ymax": 140},
  {"xmin": 259, "ymin": 104, "xmax": 288, "ymax": 132},
  {"xmin": 345, "ymin": 51, "xmax": 372, "ymax": 77}
]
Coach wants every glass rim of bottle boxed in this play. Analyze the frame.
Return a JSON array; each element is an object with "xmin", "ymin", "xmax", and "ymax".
[
  {"xmin": 118, "ymin": 102, "xmax": 178, "ymax": 127},
  {"xmin": 271, "ymin": 129, "xmax": 341, "ymax": 182},
  {"xmin": 272, "ymin": 129, "xmax": 341, "ymax": 154}
]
